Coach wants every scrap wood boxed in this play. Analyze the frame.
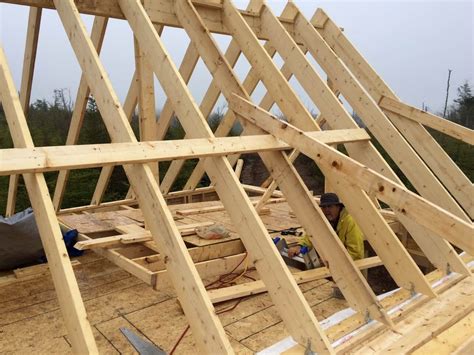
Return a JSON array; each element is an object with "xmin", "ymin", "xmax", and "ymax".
[{"xmin": 74, "ymin": 221, "xmax": 214, "ymax": 250}]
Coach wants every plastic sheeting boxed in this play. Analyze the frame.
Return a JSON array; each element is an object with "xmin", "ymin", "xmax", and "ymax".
[{"xmin": 0, "ymin": 208, "xmax": 44, "ymax": 270}]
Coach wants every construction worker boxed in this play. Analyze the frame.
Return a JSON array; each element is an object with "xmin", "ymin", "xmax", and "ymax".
[{"xmin": 288, "ymin": 192, "xmax": 364, "ymax": 261}]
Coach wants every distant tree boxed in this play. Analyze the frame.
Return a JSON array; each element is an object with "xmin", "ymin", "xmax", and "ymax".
[{"xmin": 448, "ymin": 81, "xmax": 474, "ymax": 129}]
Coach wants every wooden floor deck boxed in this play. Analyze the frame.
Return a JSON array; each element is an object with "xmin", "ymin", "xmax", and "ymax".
[
  {"xmin": 0, "ymin": 198, "xmax": 349, "ymax": 354},
  {"xmin": 1, "ymin": 198, "xmax": 471, "ymax": 354}
]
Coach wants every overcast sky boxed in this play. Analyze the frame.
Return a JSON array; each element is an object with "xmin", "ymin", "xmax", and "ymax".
[{"xmin": 1, "ymin": 0, "xmax": 473, "ymax": 116}]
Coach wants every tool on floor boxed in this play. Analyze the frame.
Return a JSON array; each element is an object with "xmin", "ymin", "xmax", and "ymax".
[
  {"xmin": 272, "ymin": 237, "xmax": 320, "ymax": 270},
  {"xmin": 120, "ymin": 327, "xmax": 167, "ymax": 355}
]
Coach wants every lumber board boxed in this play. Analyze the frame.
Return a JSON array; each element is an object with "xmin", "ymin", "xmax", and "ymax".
[
  {"xmin": 231, "ymin": 96, "xmax": 474, "ymax": 255},
  {"xmin": 0, "ymin": 46, "xmax": 98, "ymax": 353},
  {"xmin": 208, "ymin": 256, "xmax": 383, "ymax": 304},
  {"xmin": 176, "ymin": 199, "xmax": 279, "ymax": 216},
  {"xmin": 54, "ymin": 0, "xmax": 233, "ymax": 352},
  {"xmin": 126, "ymin": 0, "xmax": 340, "ymax": 351},
  {"xmin": 0, "ymin": 0, "xmax": 309, "ymax": 43},
  {"xmin": 52, "ymin": 16, "xmax": 109, "ymax": 211},
  {"xmin": 412, "ymin": 311, "xmax": 474, "ymax": 355},
  {"xmin": 0, "ymin": 129, "xmax": 369, "ymax": 175},
  {"xmin": 262, "ymin": 3, "xmax": 434, "ymax": 298},
  {"xmin": 6, "ymin": 6, "xmax": 42, "ymax": 216},
  {"xmin": 380, "ymin": 96, "xmax": 474, "ymax": 145},
  {"xmin": 286, "ymin": 2, "xmax": 469, "ymax": 275},
  {"xmin": 313, "ymin": 9, "xmax": 473, "ymax": 220},
  {"xmin": 74, "ymin": 221, "xmax": 214, "ymax": 250},
  {"xmin": 352, "ymin": 276, "xmax": 474, "ymax": 354},
  {"xmin": 219, "ymin": 0, "xmax": 393, "ymax": 328}
]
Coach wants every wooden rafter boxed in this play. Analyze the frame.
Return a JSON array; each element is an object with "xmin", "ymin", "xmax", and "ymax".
[
  {"xmin": 177, "ymin": 0, "xmax": 392, "ymax": 330},
  {"xmin": 0, "ymin": 46, "xmax": 98, "ymax": 354},
  {"xmin": 51, "ymin": 16, "xmax": 109, "ymax": 210},
  {"xmin": 312, "ymin": 9, "xmax": 473, "ymax": 220},
  {"xmin": 121, "ymin": 0, "xmax": 340, "ymax": 351},
  {"xmin": 230, "ymin": 95, "xmax": 474, "ymax": 255},
  {"xmin": 52, "ymin": 0, "xmax": 233, "ymax": 351},
  {"xmin": 5, "ymin": 6, "xmax": 41, "ymax": 216}
]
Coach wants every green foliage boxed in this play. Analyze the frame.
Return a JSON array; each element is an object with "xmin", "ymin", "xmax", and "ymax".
[{"xmin": 1, "ymin": 83, "xmax": 472, "ymax": 216}]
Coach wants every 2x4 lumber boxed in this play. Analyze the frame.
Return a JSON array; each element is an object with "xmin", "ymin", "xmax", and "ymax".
[
  {"xmin": 0, "ymin": 46, "xmax": 98, "ymax": 353},
  {"xmin": 286, "ymin": 2, "xmax": 469, "ymax": 276},
  {"xmin": 0, "ymin": 0, "xmax": 302, "ymax": 40},
  {"xmin": 261, "ymin": 3, "xmax": 435, "ymax": 297},
  {"xmin": 134, "ymin": 39, "xmax": 159, "ymax": 182},
  {"xmin": 0, "ymin": 129, "xmax": 370, "ymax": 175},
  {"xmin": 126, "ymin": 0, "xmax": 335, "ymax": 351},
  {"xmin": 6, "ymin": 6, "xmax": 42, "ymax": 217},
  {"xmin": 208, "ymin": 256, "xmax": 383, "ymax": 304},
  {"xmin": 74, "ymin": 221, "xmax": 214, "ymax": 250},
  {"xmin": 353, "ymin": 276, "xmax": 474, "ymax": 354},
  {"xmin": 180, "ymin": 0, "xmax": 282, "ymax": 193},
  {"xmin": 231, "ymin": 96, "xmax": 474, "ymax": 255},
  {"xmin": 159, "ymin": 12, "xmax": 251, "ymax": 194},
  {"xmin": 379, "ymin": 96, "xmax": 474, "ymax": 146},
  {"xmin": 54, "ymin": 0, "xmax": 232, "ymax": 353},
  {"xmin": 175, "ymin": 199, "xmax": 280, "ymax": 216},
  {"xmin": 183, "ymin": 0, "xmax": 391, "ymax": 335},
  {"xmin": 220, "ymin": 0, "xmax": 413, "ymax": 323},
  {"xmin": 313, "ymin": 9, "xmax": 473, "ymax": 220},
  {"xmin": 333, "ymin": 258, "xmax": 472, "ymax": 353},
  {"xmin": 90, "ymin": 68, "xmax": 139, "ymax": 206},
  {"xmin": 52, "ymin": 16, "xmax": 109, "ymax": 211},
  {"xmin": 412, "ymin": 312, "xmax": 474, "ymax": 355}
]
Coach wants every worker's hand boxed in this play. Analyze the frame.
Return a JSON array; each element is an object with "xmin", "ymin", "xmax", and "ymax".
[{"xmin": 288, "ymin": 246, "xmax": 301, "ymax": 258}]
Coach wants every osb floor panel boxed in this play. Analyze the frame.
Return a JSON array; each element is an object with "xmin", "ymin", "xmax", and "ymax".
[{"xmin": 0, "ymin": 200, "xmax": 348, "ymax": 354}]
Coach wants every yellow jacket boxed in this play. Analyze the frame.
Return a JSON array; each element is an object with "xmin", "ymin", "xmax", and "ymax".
[{"xmin": 298, "ymin": 208, "xmax": 364, "ymax": 260}]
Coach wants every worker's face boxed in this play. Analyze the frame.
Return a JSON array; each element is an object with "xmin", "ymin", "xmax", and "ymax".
[{"xmin": 321, "ymin": 204, "xmax": 341, "ymax": 223}]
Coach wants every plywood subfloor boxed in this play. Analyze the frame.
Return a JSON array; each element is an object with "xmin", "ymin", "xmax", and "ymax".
[{"xmin": 0, "ymin": 199, "xmax": 348, "ymax": 354}]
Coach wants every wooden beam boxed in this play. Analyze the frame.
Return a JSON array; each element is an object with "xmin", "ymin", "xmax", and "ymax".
[
  {"xmin": 179, "ymin": 0, "xmax": 281, "ymax": 192},
  {"xmin": 261, "ymin": 4, "xmax": 434, "ymax": 297},
  {"xmin": 231, "ymin": 95, "xmax": 474, "ymax": 255},
  {"xmin": 379, "ymin": 96, "xmax": 474, "ymax": 145},
  {"xmin": 74, "ymin": 221, "xmax": 214, "ymax": 250},
  {"xmin": 208, "ymin": 256, "xmax": 383, "ymax": 304},
  {"xmin": 53, "ymin": 0, "xmax": 232, "ymax": 352},
  {"xmin": 125, "ymin": 0, "xmax": 342, "ymax": 351},
  {"xmin": 89, "ymin": 69, "xmax": 139, "ymax": 206},
  {"xmin": 0, "ymin": 46, "xmax": 98, "ymax": 353},
  {"xmin": 287, "ymin": 2, "xmax": 470, "ymax": 276},
  {"xmin": 6, "ymin": 6, "xmax": 41, "ymax": 217},
  {"xmin": 0, "ymin": 0, "xmax": 300, "ymax": 41},
  {"xmin": 313, "ymin": 9, "xmax": 473, "ymax": 220},
  {"xmin": 51, "ymin": 16, "xmax": 109, "ymax": 211},
  {"xmin": 134, "ymin": 38, "xmax": 159, "ymax": 182},
  {"xmin": 182, "ymin": 0, "xmax": 392, "ymax": 333},
  {"xmin": 0, "ymin": 129, "xmax": 369, "ymax": 175}
]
